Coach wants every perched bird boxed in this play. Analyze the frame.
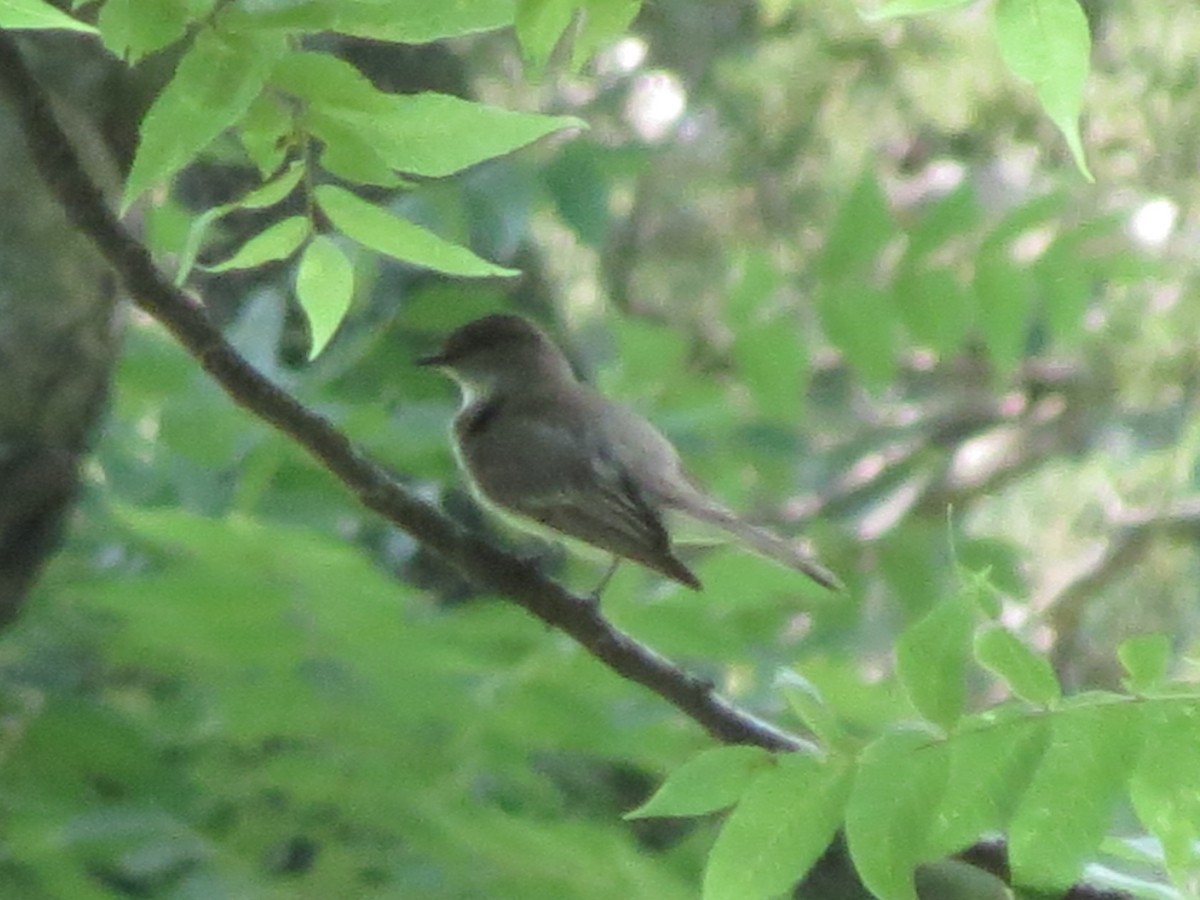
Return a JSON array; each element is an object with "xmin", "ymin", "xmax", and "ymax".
[{"xmin": 419, "ymin": 314, "xmax": 841, "ymax": 593}]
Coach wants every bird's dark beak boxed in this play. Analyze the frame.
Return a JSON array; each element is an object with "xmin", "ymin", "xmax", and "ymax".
[{"xmin": 417, "ymin": 350, "xmax": 448, "ymax": 367}]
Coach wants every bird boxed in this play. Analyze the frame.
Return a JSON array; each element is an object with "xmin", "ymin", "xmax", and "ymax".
[{"xmin": 418, "ymin": 314, "xmax": 842, "ymax": 594}]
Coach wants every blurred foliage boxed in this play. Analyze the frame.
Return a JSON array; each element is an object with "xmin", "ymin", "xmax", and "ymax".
[{"xmin": 3, "ymin": 0, "xmax": 1200, "ymax": 898}]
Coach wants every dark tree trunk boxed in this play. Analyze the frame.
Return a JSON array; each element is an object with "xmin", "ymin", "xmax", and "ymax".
[{"xmin": 0, "ymin": 36, "xmax": 129, "ymax": 627}]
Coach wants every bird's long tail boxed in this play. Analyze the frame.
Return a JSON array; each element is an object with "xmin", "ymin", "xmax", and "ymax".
[{"xmin": 669, "ymin": 489, "xmax": 843, "ymax": 591}]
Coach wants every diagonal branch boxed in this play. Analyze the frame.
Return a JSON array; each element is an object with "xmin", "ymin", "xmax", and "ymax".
[
  {"xmin": 0, "ymin": 35, "xmax": 1133, "ymax": 900},
  {"xmin": 0, "ymin": 33, "xmax": 806, "ymax": 756}
]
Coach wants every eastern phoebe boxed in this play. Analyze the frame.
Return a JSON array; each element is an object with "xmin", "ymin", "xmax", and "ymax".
[{"xmin": 419, "ymin": 314, "xmax": 841, "ymax": 593}]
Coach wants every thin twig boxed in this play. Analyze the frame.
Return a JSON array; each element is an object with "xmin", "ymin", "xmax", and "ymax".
[
  {"xmin": 0, "ymin": 34, "xmax": 1133, "ymax": 899},
  {"xmin": 0, "ymin": 32, "xmax": 808, "ymax": 755}
]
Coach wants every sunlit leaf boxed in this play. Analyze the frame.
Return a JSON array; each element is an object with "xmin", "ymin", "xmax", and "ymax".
[
  {"xmin": 205, "ymin": 216, "xmax": 310, "ymax": 272},
  {"xmin": 846, "ymin": 725, "xmax": 950, "ymax": 900},
  {"xmin": 896, "ymin": 596, "xmax": 977, "ymax": 729},
  {"xmin": 516, "ymin": 0, "xmax": 575, "ymax": 71},
  {"xmin": 777, "ymin": 669, "xmax": 847, "ymax": 749},
  {"xmin": 271, "ymin": 50, "xmax": 391, "ymax": 114},
  {"xmin": 175, "ymin": 163, "xmax": 305, "ymax": 284},
  {"xmin": 1130, "ymin": 700, "xmax": 1200, "ymax": 882},
  {"xmin": 1009, "ymin": 701, "xmax": 1143, "ymax": 891},
  {"xmin": 974, "ymin": 625, "xmax": 1061, "ymax": 706},
  {"xmin": 704, "ymin": 755, "xmax": 850, "ymax": 900},
  {"xmin": 993, "ymin": 0, "xmax": 1093, "ymax": 180},
  {"xmin": 221, "ymin": 0, "xmax": 515, "ymax": 42},
  {"xmin": 295, "ymin": 236, "xmax": 354, "ymax": 358},
  {"xmin": 625, "ymin": 745, "xmax": 772, "ymax": 819},
  {"xmin": 314, "ymin": 93, "xmax": 585, "ymax": 178},
  {"xmin": 315, "ymin": 184, "xmax": 519, "ymax": 277},
  {"xmin": 0, "ymin": 0, "xmax": 97, "ymax": 31},
  {"xmin": 124, "ymin": 26, "xmax": 286, "ymax": 208},
  {"xmin": 926, "ymin": 707, "xmax": 1050, "ymax": 857},
  {"xmin": 1118, "ymin": 634, "xmax": 1172, "ymax": 694},
  {"xmin": 571, "ymin": 0, "xmax": 641, "ymax": 71},
  {"xmin": 307, "ymin": 109, "xmax": 408, "ymax": 187},
  {"xmin": 331, "ymin": 0, "xmax": 515, "ymax": 42},
  {"xmin": 98, "ymin": 0, "xmax": 196, "ymax": 60}
]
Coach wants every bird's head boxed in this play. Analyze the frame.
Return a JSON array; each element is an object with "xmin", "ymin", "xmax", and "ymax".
[{"xmin": 418, "ymin": 314, "xmax": 577, "ymax": 400}]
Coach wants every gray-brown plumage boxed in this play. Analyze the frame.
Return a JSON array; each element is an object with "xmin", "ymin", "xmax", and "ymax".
[{"xmin": 420, "ymin": 315, "xmax": 841, "ymax": 593}]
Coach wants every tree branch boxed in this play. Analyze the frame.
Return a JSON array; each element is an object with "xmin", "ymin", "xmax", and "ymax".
[
  {"xmin": 0, "ymin": 32, "xmax": 807, "ymax": 756},
  {"xmin": 0, "ymin": 34, "xmax": 1133, "ymax": 900}
]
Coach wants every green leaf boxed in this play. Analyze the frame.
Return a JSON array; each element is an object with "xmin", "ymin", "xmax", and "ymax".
[
  {"xmin": 570, "ymin": 0, "xmax": 641, "ymax": 70},
  {"xmin": 221, "ymin": 0, "xmax": 516, "ymax": 42},
  {"xmin": 123, "ymin": 26, "xmax": 286, "ymax": 208},
  {"xmin": 914, "ymin": 859, "xmax": 1014, "ymax": 900},
  {"xmin": 1118, "ymin": 634, "xmax": 1171, "ymax": 693},
  {"xmin": 1035, "ymin": 235, "xmax": 1091, "ymax": 348},
  {"xmin": 220, "ymin": 0, "xmax": 334, "ymax": 32},
  {"xmin": 1129, "ymin": 700, "xmax": 1200, "ymax": 882},
  {"xmin": 777, "ymin": 669, "xmax": 846, "ymax": 749},
  {"xmin": 0, "ymin": 697, "xmax": 182, "ymax": 806},
  {"xmin": 926, "ymin": 707, "xmax": 1050, "ymax": 857},
  {"xmin": 732, "ymin": 319, "xmax": 807, "ymax": 422},
  {"xmin": 314, "ymin": 93, "xmax": 585, "ymax": 179},
  {"xmin": 295, "ymin": 236, "xmax": 354, "ymax": 358},
  {"xmin": 974, "ymin": 625, "xmax": 1061, "ymax": 706},
  {"xmin": 97, "ymin": 0, "xmax": 193, "ymax": 61},
  {"xmin": 862, "ymin": 0, "xmax": 975, "ymax": 20},
  {"xmin": 1009, "ymin": 702, "xmax": 1144, "ymax": 892},
  {"xmin": 0, "ymin": 0, "xmax": 97, "ymax": 31},
  {"xmin": 517, "ymin": 0, "xmax": 640, "ymax": 73},
  {"xmin": 725, "ymin": 247, "xmax": 782, "ymax": 328},
  {"xmin": 984, "ymin": 190, "xmax": 1067, "ymax": 247},
  {"xmin": 955, "ymin": 536, "xmax": 1025, "ymax": 598},
  {"xmin": 845, "ymin": 725, "xmax": 950, "ymax": 900},
  {"xmin": 902, "ymin": 183, "xmax": 983, "ymax": 262},
  {"xmin": 307, "ymin": 109, "xmax": 407, "ymax": 187},
  {"xmin": 175, "ymin": 162, "xmax": 305, "ymax": 284},
  {"xmin": 205, "ymin": 216, "xmax": 310, "ymax": 272},
  {"xmin": 974, "ymin": 245, "xmax": 1032, "ymax": 372},
  {"xmin": 543, "ymin": 141, "xmax": 613, "ymax": 246},
  {"xmin": 315, "ymin": 184, "xmax": 519, "ymax": 278},
  {"xmin": 892, "ymin": 265, "xmax": 973, "ymax": 358},
  {"xmin": 516, "ymin": 0, "xmax": 575, "ymax": 71},
  {"xmin": 896, "ymin": 596, "xmax": 977, "ymax": 729},
  {"xmin": 238, "ymin": 94, "xmax": 293, "ymax": 176},
  {"xmin": 271, "ymin": 50, "xmax": 391, "ymax": 114},
  {"xmin": 993, "ymin": 0, "xmax": 1093, "ymax": 181},
  {"xmin": 239, "ymin": 163, "xmax": 307, "ymax": 212},
  {"xmin": 817, "ymin": 281, "xmax": 896, "ymax": 389},
  {"xmin": 703, "ymin": 755, "xmax": 850, "ymax": 900},
  {"xmin": 817, "ymin": 169, "xmax": 897, "ymax": 282},
  {"xmin": 330, "ymin": 0, "xmax": 515, "ymax": 42},
  {"xmin": 624, "ymin": 745, "xmax": 772, "ymax": 819}
]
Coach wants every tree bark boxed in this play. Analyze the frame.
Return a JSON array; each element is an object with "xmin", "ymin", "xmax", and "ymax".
[{"xmin": 0, "ymin": 35, "xmax": 125, "ymax": 626}]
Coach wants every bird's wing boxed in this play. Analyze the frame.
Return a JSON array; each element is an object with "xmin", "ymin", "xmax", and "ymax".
[
  {"xmin": 587, "ymin": 393, "xmax": 843, "ymax": 591},
  {"xmin": 458, "ymin": 397, "xmax": 691, "ymax": 578}
]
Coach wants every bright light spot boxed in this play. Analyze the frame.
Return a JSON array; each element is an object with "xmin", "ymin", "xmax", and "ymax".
[
  {"xmin": 1129, "ymin": 197, "xmax": 1178, "ymax": 248},
  {"xmin": 625, "ymin": 70, "xmax": 687, "ymax": 143},
  {"xmin": 607, "ymin": 37, "xmax": 647, "ymax": 74}
]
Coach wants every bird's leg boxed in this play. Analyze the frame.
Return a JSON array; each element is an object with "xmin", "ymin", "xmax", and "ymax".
[{"xmin": 587, "ymin": 556, "xmax": 622, "ymax": 603}]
